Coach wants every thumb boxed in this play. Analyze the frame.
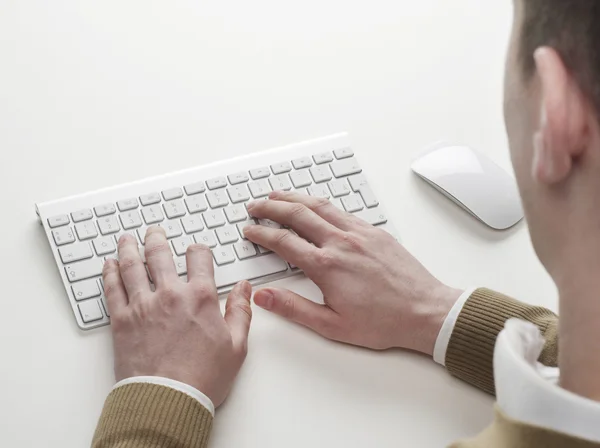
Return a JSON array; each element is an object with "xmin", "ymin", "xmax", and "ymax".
[
  {"xmin": 225, "ymin": 280, "xmax": 253, "ymax": 357},
  {"xmin": 253, "ymin": 288, "xmax": 338, "ymax": 338}
]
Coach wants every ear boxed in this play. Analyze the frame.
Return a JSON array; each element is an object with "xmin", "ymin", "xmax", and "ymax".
[{"xmin": 532, "ymin": 47, "xmax": 589, "ymax": 184}]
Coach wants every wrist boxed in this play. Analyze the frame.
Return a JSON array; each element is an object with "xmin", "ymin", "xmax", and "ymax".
[{"xmin": 405, "ymin": 284, "xmax": 463, "ymax": 357}]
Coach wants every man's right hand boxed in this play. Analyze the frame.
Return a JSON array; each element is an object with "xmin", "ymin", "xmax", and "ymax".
[{"xmin": 244, "ymin": 191, "xmax": 462, "ymax": 355}]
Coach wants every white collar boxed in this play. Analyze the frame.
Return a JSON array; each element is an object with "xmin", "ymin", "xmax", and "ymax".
[{"xmin": 494, "ymin": 319, "xmax": 600, "ymax": 443}]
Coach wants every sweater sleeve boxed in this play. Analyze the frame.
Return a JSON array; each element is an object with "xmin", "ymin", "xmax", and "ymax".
[
  {"xmin": 444, "ymin": 288, "xmax": 558, "ymax": 395},
  {"xmin": 92, "ymin": 383, "xmax": 213, "ymax": 448}
]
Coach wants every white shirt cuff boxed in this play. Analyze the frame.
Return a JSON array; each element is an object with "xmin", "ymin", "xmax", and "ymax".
[
  {"xmin": 433, "ymin": 287, "xmax": 477, "ymax": 365},
  {"xmin": 495, "ymin": 319, "xmax": 600, "ymax": 443},
  {"xmin": 113, "ymin": 376, "xmax": 215, "ymax": 417}
]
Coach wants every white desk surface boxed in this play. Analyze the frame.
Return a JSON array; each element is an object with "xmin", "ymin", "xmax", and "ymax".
[{"xmin": 1, "ymin": 1, "xmax": 557, "ymax": 446}]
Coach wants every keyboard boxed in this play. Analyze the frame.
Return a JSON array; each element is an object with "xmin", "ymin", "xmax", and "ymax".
[{"xmin": 36, "ymin": 133, "xmax": 399, "ymax": 330}]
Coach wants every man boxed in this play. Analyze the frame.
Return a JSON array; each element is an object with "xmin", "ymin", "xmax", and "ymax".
[{"xmin": 92, "ymin": 0, "xmax": 600, "ymax": 446}]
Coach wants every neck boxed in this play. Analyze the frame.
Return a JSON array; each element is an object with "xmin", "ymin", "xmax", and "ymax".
[{"xmin": 557, "ymin": 268, "xmax": 600, "ymax": 401}]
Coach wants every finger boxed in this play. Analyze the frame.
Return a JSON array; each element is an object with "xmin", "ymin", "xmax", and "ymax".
[
  {"xmin": 117, "ymin": 233, "xmax": 151, "ymax": 299},
  {"xmin": 225, "ymin": 281, "xmax": 254, "ymax": 356},
  {"xmin": 268, "ymin": 190, "xmax": 370, "ymax": 231},
  {"xmin": 243, "ymin": 225, "xmax": 319, "ymax": 269},
  {"xmin": 254, "ymin": 288, "xmax": 339, "ymax": 337},
  {"xmin": 144, "ymin": 226, "xmax": 178, "ymax": 288},
  {"xmin": 246, "ymin": 198, "xmax": 340, "ymax": 246},
  {"xmin": 186, "ymin": 243, "xmax": 216, "ymax": 285},
  {"xmin": 102, "ymin": 259, "xmax": 128, "ymax": 313}
]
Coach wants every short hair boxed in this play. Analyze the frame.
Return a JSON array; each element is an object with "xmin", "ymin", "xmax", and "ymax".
[{"xmin": 519, "ymin": 0, "xmax": 600, "ymax": 112}]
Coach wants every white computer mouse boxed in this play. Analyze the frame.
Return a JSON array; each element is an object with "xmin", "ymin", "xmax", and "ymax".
[{"xmin": 411, "ymin": 143, "xmax": 524, "ymax": 230}]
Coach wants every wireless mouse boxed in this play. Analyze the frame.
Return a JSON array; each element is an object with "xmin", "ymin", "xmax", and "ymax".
[{"xmin": 411, "ymin": 143, "xmax": 524, "ymax": 230}]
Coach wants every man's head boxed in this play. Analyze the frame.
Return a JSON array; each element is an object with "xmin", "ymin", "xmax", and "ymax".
[{"xmin": 504, "ymin": 0, "xmax": 600, "ymax": 287}]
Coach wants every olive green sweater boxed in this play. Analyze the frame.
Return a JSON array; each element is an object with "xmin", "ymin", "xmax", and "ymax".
[{"xmin": 91, "ymin": 288, "xmax": 597, "ymax": 448}]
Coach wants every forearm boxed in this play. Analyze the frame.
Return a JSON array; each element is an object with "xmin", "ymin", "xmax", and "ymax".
[
  {"xmin": 92, "ymin": 383, "xmax": 213, "ymax": 448},
  {"xmin": 444, "ymin": 288, "xmax": 558, "ymax": 395}
]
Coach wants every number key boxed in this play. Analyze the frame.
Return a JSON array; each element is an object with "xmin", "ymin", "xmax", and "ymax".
[{"xmin": 98, "ymin": 216, "xmax": 120, "ymax": 235}]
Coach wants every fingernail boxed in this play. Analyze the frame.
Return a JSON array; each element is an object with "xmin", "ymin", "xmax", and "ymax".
[
  {"xmin": 254, "ymin": 290, "xmax": 274, "ymax": 310},
  {"xmin": 242, "ymin": 225, "xmax": 257, "ymax": 237},
  {"xmin": 246, "ymin": 201, "xmax": 258, "ymax": 210},
  {"xmin": 240, "ymin": 280, "xmax": 252, "ymax": 297}
]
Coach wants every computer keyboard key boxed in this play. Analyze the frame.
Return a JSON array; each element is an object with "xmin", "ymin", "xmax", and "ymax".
[
  {"xmin": 94, "ymin": 204, "xmax": 116, "ymax": 217},
  {"xmin": 234, "ymin": 240, "xmax": 257, "ymax": 260},
  {"xmin": 172, "ymin": 236, "xmax": 194, "ymax": 256},
  {"xmin": 98, "ymin": 216, "xmax": 120, "ymax": 235},
  {"xmin": 334, "ymin": 147, "xmax": 354, "ymax": 159},
  {"xmin": 289, "ymin": 170, "xmax": 312, "ymax": 188},
  {"xmin": 292, "ymin": 157, "xmax": 313, "ymax": 169},
  {"xmin": 194, "ymin": 231, "xmax": 218, "ymax": 248},
  {"xmin": 308, "ymin": 185, "xmax": 331, "ymax": 199},
  {"xmin": 310, "ymin": 166, "xmax": 333, "ymax": 183},
  {"xmin": 313, "ymin": 152, "xmax": 334, "ymax": 164},
  {"xmin": 355, "ymin": 208, "xmax": 387, "ymax": 226},
  {"xmin": 140, "ymin": 193, "xmax": 161, "ymax": 206},
  {"xmin": 348, "ymin": 174, "xmax": 368, "ymax": 191},
  {"xmin": 258, "ymin": 218, "xmax": 282, "ymax": 229},
  {"xmin": 163, "ymin": 200, "xmax": 186, "ymax": 220},
  {"xmin": 203, "ymin": 210, "xmax": 226, "ymax": 229},
  {"xmin": 72, "ymin": 278, "xmax": 101, "ymax": 301},
  {"xmin": 237, "ymin": 220, "xmax": 256, "ymax": 239},
  {"xmin": 341, "ymin": 195, "xmax": 364, "ymax": 213},
  {"xmin": 224, "ymin": 205, "xmax": 248, "ymax": 223},
  {"xmin": 330, "ymin": 157, "xmax": 362, "ymax": 178},
  {"xmin": 141, "ymin": 206, "xmax": 165, "ymax": 224},
  {"xmin": 162, "ymin": 188, "xmax": 183, "ymax": 201},
  {"xmin": 214, "ymin": 254, "xmax": 288, "ymax": 288},
  {"xmin": 216, "ymin": 225, "xmax": 239, "ymax": 245},
  {"xmin": 249, "ymin": 167, "xmax": 271, "ymax": 179},
  {"xmin": 117, "ymin": 198, "xmax": 139, "ymax": 211},
  {"xmin": 181, "ymin": 216, "xmax": 204, "ymax": 234},
  {"xmin": 269, "ymin": 174, "xmax": 292, "ymax": 191},
  {"xmin": 52, "ymin": 227, "xmax": 76, "ymax": 246},
  {"xmin": 206, "ymin": 190, "xmax": 229, "ymax": 208},
  {"xmin": 206, "ymin": 177, "xmax": 228, "ymax": 190},
  {"xmin": 228, "ymin": 172, "xmax": 249, "ymax": 185},
  {"xmin": 59, "ymin": 242, "xmax": 93, "ymax": 264},
  {"xmin": 184, "ymin": 182, "xmax": 206, "ymax": 195},
  {"xmin": 174, "ymin": 257, "xmax": 187, "ymax": 275},
  {"xmin": 71, "ymin": 209, "xmax": 93, "ymax": 223},
  {"xmin": 271, "ymin": 162, "xmax": 292, "ymax": 175},
  {"xmin": 328, "ymin": 179, "xmax": 351, "ymax": 197},
  {"xmin": 249, "ymin": 180, "xmax": 271, "ymax": 198},
  {"xmin": 78, "ymin": 299, "xmax": 103, "ymax": 323},
  {"xmin": 65, "ymin": 258, "xmax": 103, "ymax": 283},
  {"xmin": 119, "ymin": 210, "xmax": 143, "ymax": 230},
  {"xmin": 160, "ymin": 220, "xmax": 183, "ymax": 239},
  {"xmin": 185, "ymin": 194, "xmax": 208, "ymax": 214},
  {"xmin": 48, "ymin": 214, "xmax": 70, "ymax": 228},
  {"xmin": 330, "ymin": 198, "xmax": 344, "ymax": 210},
  {"xmin": 227, "ymin": 185, "xmax": 251, "ymax": 203},
  {"xmin": 75, "ymin": 222, "xmax": 98, "ymax": 240},
  {"xmin": 213, "ymin": 246, "xmax": 236, "ymax": 265},
  {"xmin": 359, "ymin": 186, "xmax": 379, "ymax": 208},
  {"xmin": 93, "ymin": 237, "xmax": 116, "ymax": 256}
]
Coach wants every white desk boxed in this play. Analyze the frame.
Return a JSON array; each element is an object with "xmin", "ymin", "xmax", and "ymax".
[{"xmin": 0, "ymin": 1, "xmax": 557, "ymax": 446}]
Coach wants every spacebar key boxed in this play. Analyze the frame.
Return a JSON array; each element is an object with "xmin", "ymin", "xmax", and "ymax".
[
  {"xmin": 215, "ymin": 254, "xmax": 288, "ymax": 288},
  {"xmin": 65, "ymin": 258, "xmax": 103, "ymax": 283}
]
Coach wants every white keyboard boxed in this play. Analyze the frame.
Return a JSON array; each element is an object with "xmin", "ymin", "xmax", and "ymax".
[{"xmin": 36, "ymin": 133, "xmax": 398, "ymax": 330}]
